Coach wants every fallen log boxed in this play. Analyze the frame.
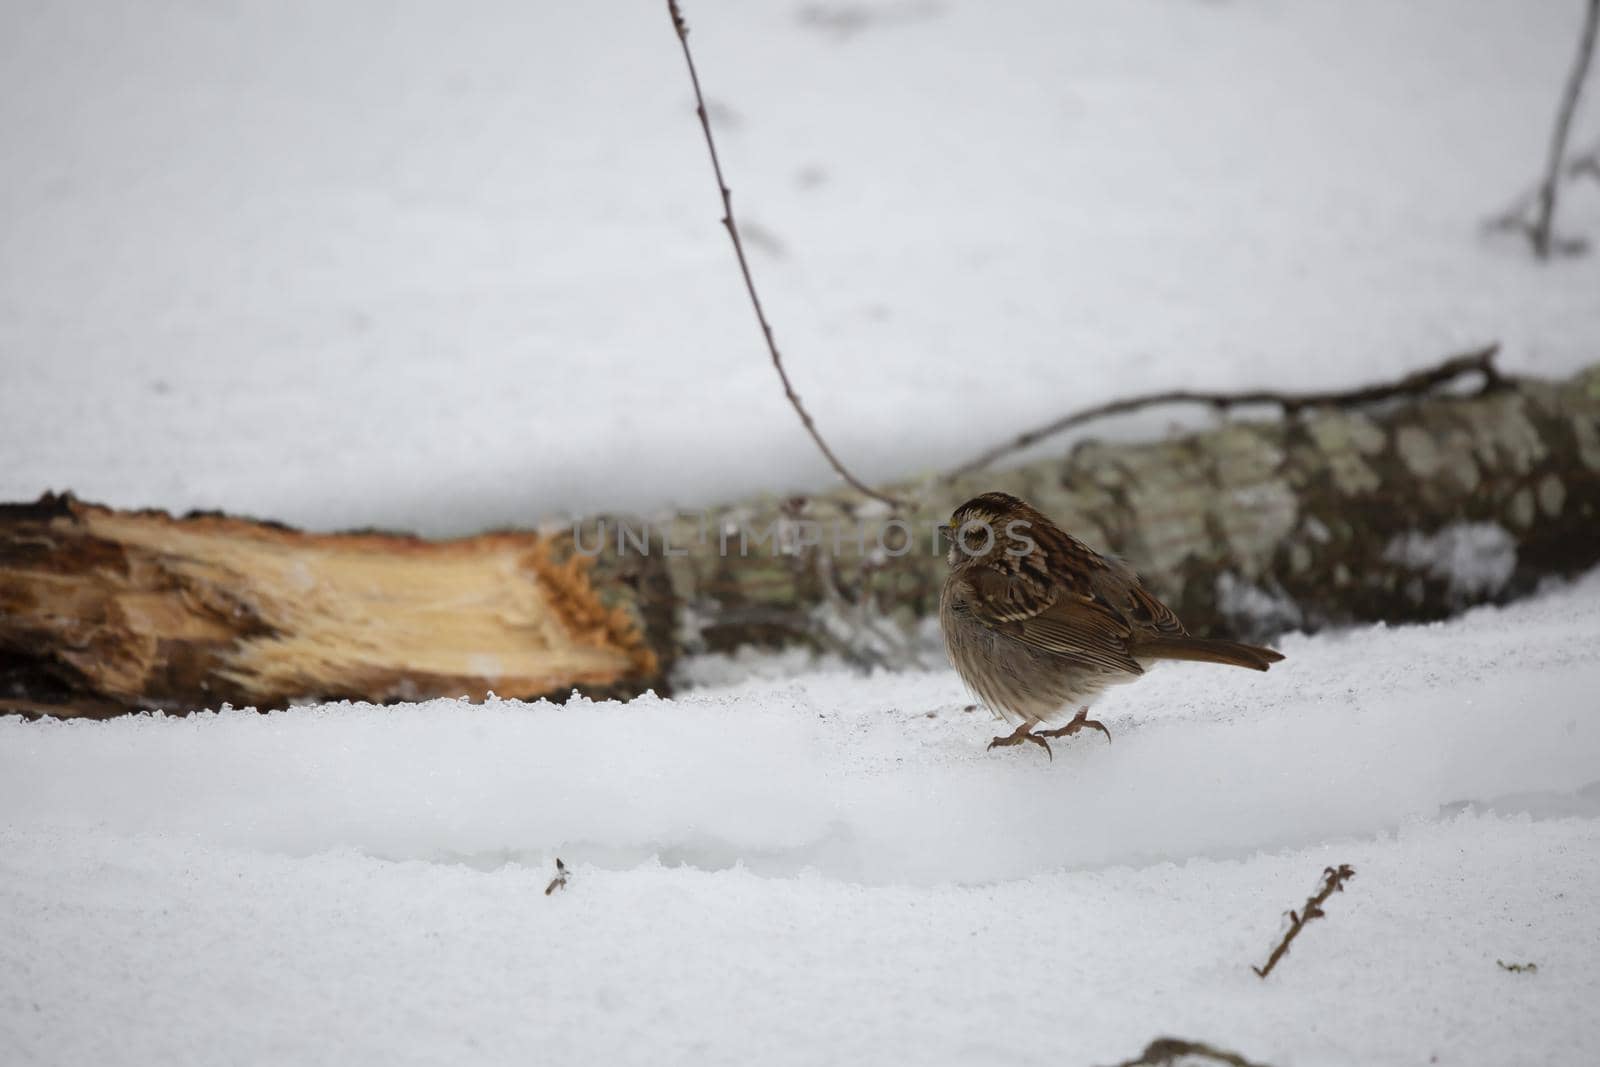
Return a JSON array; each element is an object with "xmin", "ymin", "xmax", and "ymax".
[
  {"xmin": 0, "ymin": 498, "xmax": 658, "ymax": 718},
  {"xmin": 634, "ymin": 364, "xmax": 1600, "ymax": 667},
  {"xmin": 3, "ymin": 363, "xmax": 1598, "ymax": 718}
]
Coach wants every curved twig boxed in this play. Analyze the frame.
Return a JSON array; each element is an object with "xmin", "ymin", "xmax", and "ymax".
[
  {"xmin": 666, "ymin": 1, "xmax": 901, "ymax": 509},
  {"xmin": 945, "ymin": 344, "xmax": 1502, "ymax": 481},
  {"xmin": 1532, "ymin": 0, "xmax": 1600, "ymax": 258},
  {"xmin": 1486, "ymin": 137, "xmax": 1600, "ymax": 231}
]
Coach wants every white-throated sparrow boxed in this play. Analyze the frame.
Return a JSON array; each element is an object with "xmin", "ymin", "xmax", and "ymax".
[{"xmin": 939, "ymin": 491, "xmax": 1284, "ymax": 757}]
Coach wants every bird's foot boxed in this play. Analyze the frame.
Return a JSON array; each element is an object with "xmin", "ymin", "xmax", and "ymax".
[
  {"xmin": 986, "ymin": 723, "xmax": 1054, "ymax": 760},
  {"xmin": 1036, "ymin": 707, "xmax": 1112, "ymax": 745}
]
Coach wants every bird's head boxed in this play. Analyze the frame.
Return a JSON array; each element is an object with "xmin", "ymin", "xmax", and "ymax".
[{"xmin": 941, "ymin": 491, "xmax": 1040, "ymax": 567}]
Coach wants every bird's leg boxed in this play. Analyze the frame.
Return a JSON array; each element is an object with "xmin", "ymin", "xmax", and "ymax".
[
  {"xmin": 1035, "ymin": 707, "xmax": 1112, "ymax": 745},
  {"xmin": 986, "ymin": 722, "xmax": 1054, "ymax": 760}
]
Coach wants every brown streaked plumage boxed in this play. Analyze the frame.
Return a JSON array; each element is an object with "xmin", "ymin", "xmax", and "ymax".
[{"xmin": 938, "ymin": 491, "xmax": 1284, "ymax": 757}]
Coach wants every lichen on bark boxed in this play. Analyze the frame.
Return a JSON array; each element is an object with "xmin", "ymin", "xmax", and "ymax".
[{"xmin": 600, "ymin": 364, "xmax": 1600, "ymax": 662}]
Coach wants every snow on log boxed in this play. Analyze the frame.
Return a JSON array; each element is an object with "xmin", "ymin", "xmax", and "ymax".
[{"xmin": 2, "ymin": 363, "xmax": 1598, "ymax": 717}]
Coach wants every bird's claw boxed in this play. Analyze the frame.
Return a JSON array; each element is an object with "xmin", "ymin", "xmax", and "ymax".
[
  {"xmin": 986, "ymin": 724, "xmax": 1054, "ymax": 760},
  {"xmin": 1036, "ymin": 707, "xmax": 1113, "ymax": 745}
]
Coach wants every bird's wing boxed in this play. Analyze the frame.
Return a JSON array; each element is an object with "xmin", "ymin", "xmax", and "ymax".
[
  {"xmin": 1088, "ymin": 555, "xmax": 1186, "ymax": 637},
  {"xmin": 962, "ymin": 565, "xmax": 1145, "ymax": 676}
]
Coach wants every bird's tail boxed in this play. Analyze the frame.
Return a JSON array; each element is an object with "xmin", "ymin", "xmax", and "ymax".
[{"xmin": 1131, "ymin": 635, "xmax": 1285, "ymax": 672}]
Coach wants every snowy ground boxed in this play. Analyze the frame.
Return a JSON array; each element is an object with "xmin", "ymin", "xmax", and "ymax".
[
  {"xmin": 3, "ymin": 0, "xmax": 1599, "ymax": 533},
  {"xmin": 5, "ymin": 2, "xmax": 1600, "ymax": 1064},
  {"xmin": 4, "ymin": 572, "xmax": 1599, "ymax": 1065}
]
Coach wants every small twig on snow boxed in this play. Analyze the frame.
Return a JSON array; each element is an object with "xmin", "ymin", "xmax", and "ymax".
[
  {"xmin": 1531, "ymin": 0, "xmax": 1600, "ymax": 259},
  {"xmin": 1485, "ymin": 2, "xmax": 1600, "ymax": 257},
  {"xmin": 665, "ymin": 1, "xmax": 901, "ymax": 509},
  {"xmin": 1104, "ymin": 1037, "xmax": 1274, "ymax": 1067},
  {"xmin": 1570, "ymin": 144, "xmax": 1600, "ymax": 183},
  {"xmin": 1487, "ymin": 137, "xmax": 1600, "ymax": 228},
  {"xmin": 1252, "ymin": 863, "xmax": 1356, "ymax": 979},
  {"xmin": 1497, "ymin": 959, "xmax": 1539, "ymax": 974},
  {"xmin": 945, "ymin": 344, "xmax": 1502, "ymax": 480},
  {"xmin": 544, "ymin": 857, "xmax": 569, "ymax": 896}
]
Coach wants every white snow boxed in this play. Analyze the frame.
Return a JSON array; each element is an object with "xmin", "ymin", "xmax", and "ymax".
[
  {"xmin": 5, "ymin": 1, "xmax": 1600, "ymax": 1063},
  {"xmin": 1383, "ymin": 521, "xmax": 1519, "ymax": 601},
  {"xmin": 5, "ymin": 572, "xmax": 1600, "ymax": 1065},
  {"xmin": 3, "ymin": 0, "xmax": 1598, "ymax": 534},
  {"xmin": 1214, "ymin": 570, "xmax": 1306, "ymax": 632}
]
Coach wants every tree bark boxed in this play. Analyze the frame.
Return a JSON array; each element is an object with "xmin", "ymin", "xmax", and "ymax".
[
  {"xmin": 4, "ymin": 364, "xmax": 1599, "ymax": 718},
  {"xmin": 593, "ymin": 363, "xmax": 1600, "ymax": 666}
]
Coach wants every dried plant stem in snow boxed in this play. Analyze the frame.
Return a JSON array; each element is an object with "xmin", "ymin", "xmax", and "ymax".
[
  {"xmin": 1105, "ymin": 1037, "xmax": 1274, "ymax": 1067},
  {"xmin": 1253, "ymin": 863, "xmax": 1356, "ymax": 978},
  {"xmin": 665, "ymin": 1, "xmax": 901, "ymax": 509},
  {"xmin": 1531, "ymin": 0, "xmax": 1600, "ymax": 258},
  {"xmin": 544, "ymin": 857, "xmax": 569, "ymax": 896},
  {"xmin": 1486, "ymin": 2, "xmax": 1600, "ymax": 257}
]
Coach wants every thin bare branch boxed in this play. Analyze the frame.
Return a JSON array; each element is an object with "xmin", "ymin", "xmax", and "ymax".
[
  {"xmin": 1531, "ymin": 0, "xmax": 1600, "ymax": 258},
  {"xmin": 1571, "ymin": 144, "xmax": 1600, "ymax": 183},
  {"xmin": 946, "ymin": 344, "xmax": 1502, "ymax": 480},
  {"xmin": 665, "ymin": 1, "xmax": 901, "ymax": 509},
  {"xmin": 1253, "ymin": 863, "xmax": 1356, "ymax": 979},
  {"xmin": 1487, "ymin": 137, "xmax": 1600, "ymax": 227},
  {"xmin": 1105, "ymin": 1037, "xmax": 1274, "ymax": 1067}
]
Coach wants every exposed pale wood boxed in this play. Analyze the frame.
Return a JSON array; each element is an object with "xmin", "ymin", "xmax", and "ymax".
[{"xmin": 0, "ymin": 496, "xmax": 656, "ymax": 717}]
